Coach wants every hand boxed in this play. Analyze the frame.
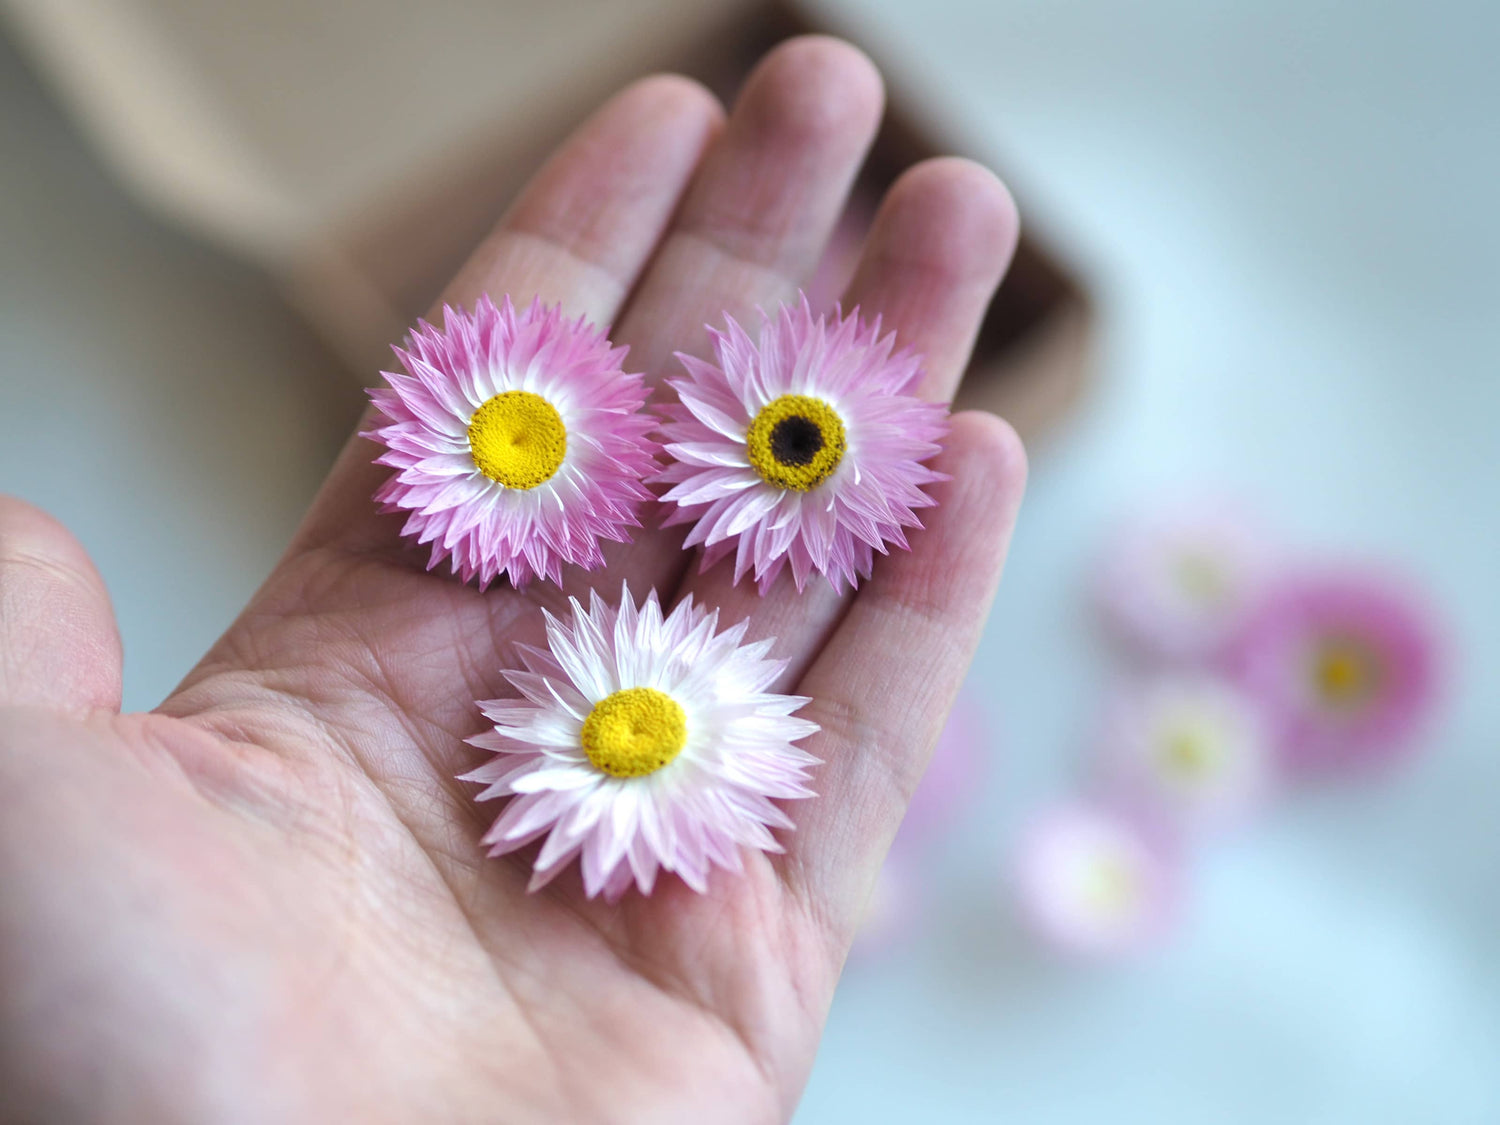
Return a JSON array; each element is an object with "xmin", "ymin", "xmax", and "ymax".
[{"xmin": 0, "ymin": 38, "xmax": 1025, "ymax": 1124}]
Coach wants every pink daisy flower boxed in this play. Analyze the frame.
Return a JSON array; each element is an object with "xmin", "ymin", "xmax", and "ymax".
[
  {"xmin": 1231, "ymin": 570, "xmax": 1441, "ymax": 777},
  {"xmin": 1011, "ymin": 801, "xmax": 1183, "ymax": 958},
  {"xmin": 1095, "ymin": 675, "xmax": 1275, "ymax": 837},
  {"xmin": 656, "ymin": 295, "xmax": 949, "ymax": 594},
  {"xmin": 463, "ymin": 584, "xmax": 820, "ymax": 900},
  {"xmin": 1095, "ymin": 500, "xmax": 1274, "ymax": 664},
  {"xmin": 364, "ymin": 295, "xmax": 658, "ymax": 588}
]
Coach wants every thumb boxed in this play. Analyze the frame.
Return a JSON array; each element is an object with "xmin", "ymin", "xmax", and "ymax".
[{"xmin": 0, "ymin": 496, "xmax": 122, "ymax": 714}]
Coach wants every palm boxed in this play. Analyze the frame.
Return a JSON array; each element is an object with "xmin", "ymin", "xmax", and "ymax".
[{"xmin": 0, "ymin": 39, "xmax": 1026, "ymax": 1124}]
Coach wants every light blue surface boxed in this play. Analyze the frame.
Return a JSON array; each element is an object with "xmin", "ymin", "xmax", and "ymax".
[{"xmin": 1, "ymin": 3, "xmax": 1497, "ymax": 1121}]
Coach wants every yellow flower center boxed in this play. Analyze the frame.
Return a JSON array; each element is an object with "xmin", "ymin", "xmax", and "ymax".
[
  {"xmin": 581, "ymin": 687, "xmax": 688, "ymax": 778},
  {"xmin": 1083, "ymin": 855, "xmax": 1139, "ymax": 917},
  {"xmin": 1160, "ymin": 726, "xmax": 1217, "ymax": 779},
  {"xmin": 467, "ymin": 391, "xmax": 567, "ymax": 489},
  {"xmin": 745, "ymin": 394, "xmax": 847, "ymax": 491},
  {"xmin": 1313, "ymin": 638, "xmax": 1381, "ymax": 708},
  {"xmin": 1174, "ymin": 551, "xmax": 1228, "ymax": 605}
]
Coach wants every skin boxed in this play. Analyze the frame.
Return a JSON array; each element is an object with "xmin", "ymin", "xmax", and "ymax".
[{"xmin": 0, "ymin": 38, "xmax": 1026, "ymax": 1125}]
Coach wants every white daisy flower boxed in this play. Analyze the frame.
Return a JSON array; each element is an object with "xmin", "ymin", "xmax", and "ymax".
[
  {"xmin": 463, "ymin": 585, "xmax": 820, "ymax": 900},
  {"xmin": 1013, "ymin": 801, "xmax": 1183, "ymax": 958},
  {"xmin": 1098, "ymin": 676, "xmax": 1275, "ymax": 836}
]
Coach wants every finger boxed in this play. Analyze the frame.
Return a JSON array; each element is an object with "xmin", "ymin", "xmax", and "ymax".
[
  {"xmin": 840, "ymin": 157, "xmax": 1020, "ymax": 402},
  {"xmin": 613, "ymin": 36, "xmax": 884, "ymax": 383},
  {"xmin": 781, "ymin": 412, "xmax": 1027, "ymax": 946},
  {"xmin": 0, "ymin": 496, "xmax": 122, "ymax": 715},
  {"xmin": 569, "ymin": 35, "xmax": 886, "ymax": 613},
  {"xmin": 295, "ymin": 74, "xmax": 725, "ymax": 555},
  {"xmin": 669, "ymin": 158, "xmax": 1020, "ymax": 682}
]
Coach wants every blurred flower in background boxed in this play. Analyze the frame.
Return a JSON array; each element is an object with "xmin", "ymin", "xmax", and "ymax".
[
  {"xmin": 896, "ymin": 692, "xmax": 988, "ymax": 845},
  {"xmin": 1095, "ymin": 502, "xmax": 1274, "ymax": 665},
  {"xmin": 1094, "ymin": 674, "xmax": 1274, "ymax": 839},
  {"xmin": 853, "ymin": 692, "xmax": 990, "ymax": 959},
  {"xmin": 1231, "ymin": 571, "xmax": 1441, "ymax": 778},
  {"xmin": 852, "ymin": 846, "xmax": 925, "ymax": 959},
  {"xmin": 1004, "ymin": 498, "xmax": 1445, "ymax": 960},
  {"xmin": 1011, "ymin": 800, "xmax": 1183, "ymax": 959},
  {"xmin": 852, "ymin": 499, "xmax": 1446, "ymax": 967}
]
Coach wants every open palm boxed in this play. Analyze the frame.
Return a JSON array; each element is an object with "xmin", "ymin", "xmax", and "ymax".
[{"xmin": 0, "ymin": 38, "xmax": 1026, "ymax": 1124}]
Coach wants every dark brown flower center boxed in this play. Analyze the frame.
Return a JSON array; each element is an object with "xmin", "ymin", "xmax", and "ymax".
[
  {"xmin": 745, "ymin": 395, "xmax": 846, "ymax": 491},
  {"xmin": 769, "ymin": 415, "xmax": 825, "ymax": 466}
]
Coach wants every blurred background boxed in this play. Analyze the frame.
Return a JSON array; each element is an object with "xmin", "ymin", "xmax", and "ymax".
[{"xmin": 0, "ymin": 0, "xmax": 1496, "ymax": 1121}]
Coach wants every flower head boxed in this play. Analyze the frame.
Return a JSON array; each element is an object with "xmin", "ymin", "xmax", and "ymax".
[
  {"xmin": 463, "ymin": 585, "xmax": 820, "ymax": 900},
  {"xmin": 1231, "ymin": 570, "xmax": 1440, "ymax": 777},
  {"xmin": 1096, "ymin": 676, "xmax": 1273, "ymax": 837},
  {"xmin": 656, "ymin": 295, "xmax": 949, "ymax": 594},
  {"xmin": 365, "ymin": 296, "xmax": 658, "ymax": 588},
  {"xmin": 1096, "ymin": 501, "xmax": 1273, "ymax": 664},
  {"xmin": 1012, "ymin": 801, "xmax": 1182, "ymax": 958}
]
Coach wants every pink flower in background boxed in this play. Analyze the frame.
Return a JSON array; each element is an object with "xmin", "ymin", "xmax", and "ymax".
[
  {"xmin": 1231, "ymin": 570, "xmax": 1441, "ymax": 777},
  {"xmin": 898, "ymin": 692, "xmax": 991, "ymax": 845},
  {"xmin": 656, "ymin": 295, "xmax": 949, "ymax": 594},
  {"xmin": 851, "ymin": 847, "xmax": 925, "ymax": 959},
  {"xmin": 1096, "ymin": 676, "xmax": 1274, "ymax": 837},
  {"xmin": 1096, "ymin": 501, "xmax": 1273, "ymax": 664},
  {"xmin": 853, "ymin": 694, "xmax": 992, "ymax": 961},
  {"xmin": 464, "ymin": 585, "xmax": 819, "ymax": 900},
  {"xmin": 1012, "ymin": 801, "xmax": 1183, "ymax": 958},
  {"xmin": 365, "ymin": 296, "xmax": 658, "ymax": 588}
]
